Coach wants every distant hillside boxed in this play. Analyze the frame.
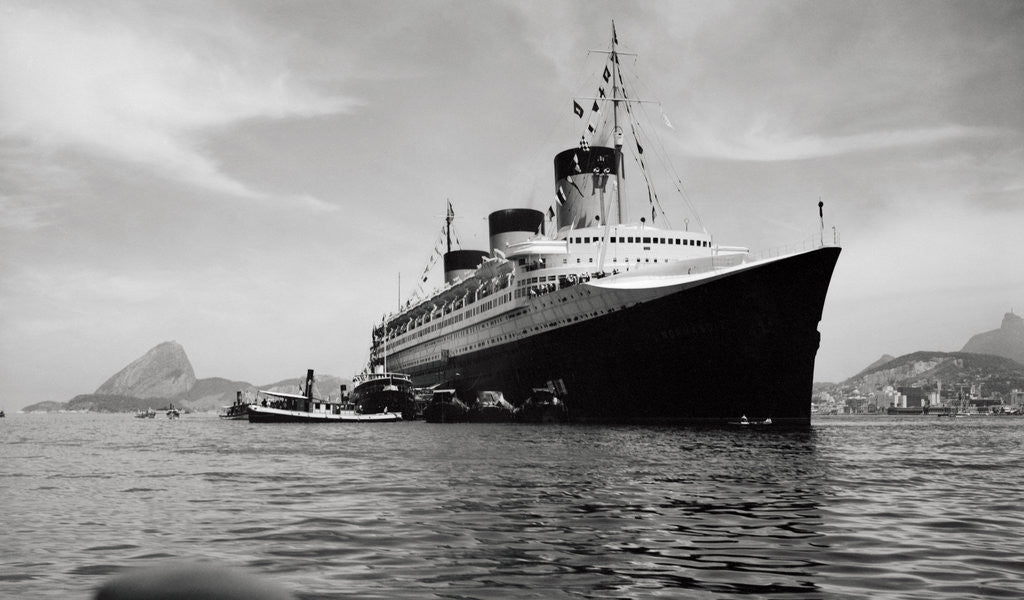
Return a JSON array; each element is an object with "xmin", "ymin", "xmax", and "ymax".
[
  {"xmin": 257, "ymin": 374, "xmax": 354, "ymax": 399},
  {"xmin": 18, "ymin": 400, "xmax": 66, "ymax": 412},
  {"xmin": 962, "ymin": 311, "xmax": 1024, "ymax": 365},
  {"xmin": 21, "ymin": 341, "xmax": 352, "ymax": 413},
  {"xmin": 855, "ymin": 354, "xmax": 896, "ymax": 377},
  {"xmin": 172, "ymin": 377, "xmax": 254, "ymax": 412},
  {"xmin": 64, "ymin": 394, "xmax": 172, "ymax": 413},
  {"xmin": 843, "ymin": 351, "xmax": 1024, "ymax": 395}
]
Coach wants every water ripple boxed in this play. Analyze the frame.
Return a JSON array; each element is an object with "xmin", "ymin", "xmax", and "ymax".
[{"xmin": 2, "ymin": 415, "xmax": 1023, "ymax": 598}]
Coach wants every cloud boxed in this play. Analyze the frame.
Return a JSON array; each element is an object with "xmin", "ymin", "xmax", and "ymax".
[
  {"xmin": 680, "ymin": 116, "xmax": 1001, "ymax": 162},
  {"xmin": 0, "ymin": 193, "xmax": 54, "ymax": 231},
  {"xmin": 0, "ymin": 3, "xmax": 356, "ymax": 200}
]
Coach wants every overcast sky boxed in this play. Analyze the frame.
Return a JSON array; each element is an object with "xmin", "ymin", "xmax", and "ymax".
[{"xmin": 2, "ymin": 0, "xmax": 1022, "ymax": 411}]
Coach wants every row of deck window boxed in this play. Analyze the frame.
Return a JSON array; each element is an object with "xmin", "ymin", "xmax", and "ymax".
[
  {"xmin": 569, "ymin": 236, "xmax": 708, "ymax": 247},
  {"xmin": 388, "ymin": 292, "xmax": 513, "ymax": 344}
]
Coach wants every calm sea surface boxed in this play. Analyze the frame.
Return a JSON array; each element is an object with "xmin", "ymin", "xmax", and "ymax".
[{"xmin": 1, "ymin": 413, "xmax": 1022, "ymax": 599}]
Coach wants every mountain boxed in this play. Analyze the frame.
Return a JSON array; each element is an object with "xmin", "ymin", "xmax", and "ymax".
[
  {"xmin": 842, "ymin": 350, "xmax": 1024, "ymax": 396},
  {"xmin": 95, "ymin": 341, "xmax": 196, "ymax": 398},
  {"xmin": 854, "ymin": 354, "xmax": 897, "ymax": 377},
  {"xmin": 21, "ymin": 341, "xmax": 352, "ymax": 413},
  {"xmin": 962, "ymin": 311, "xmax": 1024, "ymax": 366},
  {"xmin": 171, "ymin": 377, "xmax": 255, "ymax": 412}
]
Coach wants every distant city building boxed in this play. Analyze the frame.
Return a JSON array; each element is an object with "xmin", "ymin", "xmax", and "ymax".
[{"xmin": 897, "ymin": 386, "xmax": 927, "ymax": 408}]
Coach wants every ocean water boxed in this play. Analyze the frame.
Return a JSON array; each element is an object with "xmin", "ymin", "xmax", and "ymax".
[{"xmin": 1, "ymin": 414, "xmax": 1022, "ymax": 599}]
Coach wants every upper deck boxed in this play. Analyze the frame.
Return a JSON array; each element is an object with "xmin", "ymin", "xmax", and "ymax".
[{"xmin": 374, "ymin": 223, "xmax": 750, "ymax": 357}]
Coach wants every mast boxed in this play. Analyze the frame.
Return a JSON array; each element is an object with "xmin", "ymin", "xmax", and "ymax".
[
  {"xmin": 445, "ymin": 199, "xmax": 454, "ymax": 253},
  {"xmin": 610, "ymin": 21, "xmax": 624, "ymax": 225},
  {"xmin": 596, "ymin": 21, "xmax": 622, "ymax": 275}
]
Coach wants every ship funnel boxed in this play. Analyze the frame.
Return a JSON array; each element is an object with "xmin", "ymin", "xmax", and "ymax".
[
  {"xmin": 488, "ymin": 209, "xmax": 544, "ymax": 255},
  {"xmin": 553, "ymin": 146, "xmax": 618, "ymax": 231},
  {"xmin": 443, "ymin": 249, "xmax": 489, "ymax": 285},
  {"xmin": 304, "ymin": 369, "xmax": 314, "ymax": 401}
]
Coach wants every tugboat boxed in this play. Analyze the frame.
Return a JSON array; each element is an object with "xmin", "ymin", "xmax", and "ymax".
[
  {"xmin": 166, "ymin": 403, "xmax": 180, "ymax": 419},
  {"xmin": 220, "ymin": 392, "xmax": 251, "ymax": 420},
  {"xmin": 362, "ymin": 24, "xmax": 840, "ymax": 425},
  {"xmin": 248, "ymin": 369, "xmax": 401, "ymax": 423},
  {"xmin": 350, "ymin": 370, "xmax": 417, "ymax": 420}
]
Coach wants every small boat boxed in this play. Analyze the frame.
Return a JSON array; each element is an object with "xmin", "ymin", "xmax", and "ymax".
[
  {"xmin": 0, "ymin": 409, "xmax": 5, "ymax": 418},
  {"xmin": 729, "ymin": 415, "xmax": 772, "ymax": 426},
  {"xmin": 134, "ymin": 408, "xmax": 156, "ymax": 419},
  {"xmin": 412, "ymin": 387, "xmax": 434, "ymax": 418},
  {"xmin": 166, "ymin": 404, "xmax": 180, "ymax": 419},
  {"xmin": 220, "ymin": 392, "xmax": 252, "ymax": 420},
  {"xmin": 350, "ymin": 370, "xmax": 417, "ymax": 420},
  {"xmin": 514, "ymin": 388, "xmax": 568, "ymax": 423},
  {"xmin": 248, "ymin": 369, "xmax": 402, "ymax": 423},
  {"xmin": 468, "ymin": 390, "xmax": 515, "ymax": 423},
  {"xmin": 422, "ymin": 389, "xmax": 470, "ymax": 423}
]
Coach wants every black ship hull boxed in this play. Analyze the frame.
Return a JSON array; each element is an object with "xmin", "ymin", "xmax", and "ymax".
[
  {"xmin": 356, "ymin": 389, "xmax": 416, "ymax": 420},
  {"xmin": 405, "ymin": 247, "xmax": 840, "ymax": 425},
  {"xmin": 351, "ymin": 379, "xmax": 417, "ymax": 420}
]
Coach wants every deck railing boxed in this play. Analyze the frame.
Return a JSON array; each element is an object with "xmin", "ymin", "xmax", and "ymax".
[{"xmin": 746, "ymin": 228, "xmax": 841, "ymax": 263}]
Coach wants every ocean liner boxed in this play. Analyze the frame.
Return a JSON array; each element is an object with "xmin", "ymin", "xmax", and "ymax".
[{"xmin": 365, "ymin": 25, "xmax": 840, "ymax": 425}]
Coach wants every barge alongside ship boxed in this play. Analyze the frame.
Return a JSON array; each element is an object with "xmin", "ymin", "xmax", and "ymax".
[{"xmin": 365, "ymin": 26, "xmax": 840, "ymax": 425}]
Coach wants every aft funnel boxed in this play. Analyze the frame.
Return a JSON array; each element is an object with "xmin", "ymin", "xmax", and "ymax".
[
  {"xmin": 443, "ymin": 249, "xmax": 488, "ymax": 284},
  {"xmin": 488, "ymin": 209, "xmax": 544, "ymax": 255}
]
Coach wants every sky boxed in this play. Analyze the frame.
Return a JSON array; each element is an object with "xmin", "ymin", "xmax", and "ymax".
[{"xmin": 1, "ymin": 0, "xmax": 1022, "ymax": 411}]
